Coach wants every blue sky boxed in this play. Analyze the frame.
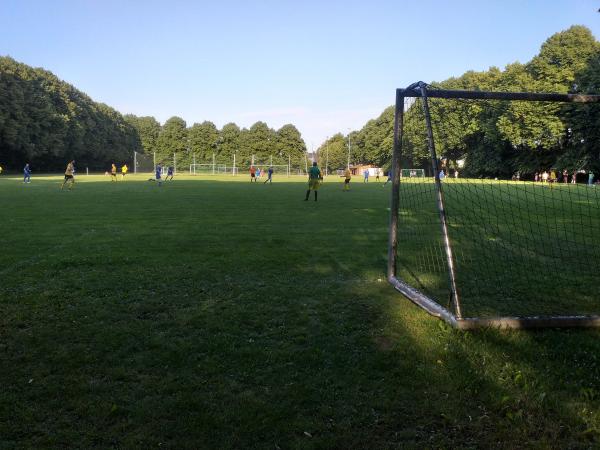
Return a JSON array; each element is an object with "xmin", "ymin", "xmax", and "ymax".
[{"xmin": 1, "ymin": 0, "xmax": 599, "ymax": 148}]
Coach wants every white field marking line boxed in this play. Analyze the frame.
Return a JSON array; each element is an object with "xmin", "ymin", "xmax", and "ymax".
[{"xmin": 0, "ymin": 228, "xmax": 99, "ymax": 277}]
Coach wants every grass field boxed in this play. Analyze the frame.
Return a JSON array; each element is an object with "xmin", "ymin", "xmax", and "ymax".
[
  {"xmin": 397, "ymin": 178, "xmax": 600, "ymax": 318},
  {"xmin": 1, "ymin": 173, "xmax": 600, "ymax": 449}
]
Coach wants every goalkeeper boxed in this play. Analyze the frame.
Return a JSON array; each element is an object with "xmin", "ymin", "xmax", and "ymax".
[{"xmin": 304, "ymin": 161, "xmax": 322, "ymax": 201}]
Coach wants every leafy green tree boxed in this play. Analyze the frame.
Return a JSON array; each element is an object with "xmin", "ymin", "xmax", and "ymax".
[
  {"xmin": 218, "ymin": 122, "xmax": 241, "ymax": 165},
  {"xmin": 0, "ymin": 56, "xmax": 141, "ymax": 171},
  {"xmin": 275, "ymin": 124, "xmax": 306, "ymax": 168},
  {"xmin": 331, "ymin": 25, "xmax": 600, "ymax": 179},
  {"xmin": 124, "ymin": 115, "xmax": 161, "ymax": 155},
  {"xmin": 156, "ymin": 116, "xmax": 187, "ymax": 165},
  {"xmin": 188, "ymin": 121, "xmax": 219, "ymax": 165},
  {"xmin": 317, "ymin": 134, "xmax": 347, "ymax": 173}
]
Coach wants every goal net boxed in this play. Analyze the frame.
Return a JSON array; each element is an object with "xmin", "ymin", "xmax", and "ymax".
[
  {"xmin": 401, "ymin": 168, "xmax": 425, "ymax": 178},
  {"xmin": 133, "ymin": 151, "xmax": 154, "ymax": 174},
  {"xmin": 388, "ymin": 82, "xmax": 600, "ymax": 329},
  {"xmin": 190, "ymin": 163, "xmax": 229, "ymax": 175}
]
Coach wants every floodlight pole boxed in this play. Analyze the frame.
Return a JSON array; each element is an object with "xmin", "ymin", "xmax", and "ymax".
[
  {"xmin": 288, "ymin": 154, "xmax": 291, "ymax": 178},
  {"xmin": 193, "ymin": 153, "xmax": 196, "ymax": 175},
  {"xmin": 173, "ymin": 153, "xmax": 176, "ymax": 175},
  {"xmin": 325, "ymin": 138, "xmax": 329, "ymax": 177},
  {"xmin": 153, "ymin": 152, "xmax": 156, "ymax": 170},
  {"xmin": 134, "ymin": 151, "xmax": 137, "ymax": 174},
  {"xmin": 233, "ymin": 152, "xmax": 236, "ymax": 176},
  {"xmin": 347, "ymin": 130, "xmax": 351, "ymax": 169},
  {"xmin": 212, "ymin": 153, "xmax": 215, "ymax": 175},
  {"xmin": 419, "ymin": 82, "xmax": 462, "ymax": 319},
  {"xmin": 304, "ymin": 152, "xmax": 308, "ymax": 173}
]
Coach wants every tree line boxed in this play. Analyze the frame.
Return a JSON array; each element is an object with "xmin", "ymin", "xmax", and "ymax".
[
  {"xmin": 0, "ymin": 56, "xmax": 307, "ymax": 172},
  {"xmin": 124, "ymin": 116, "xmax": 307, "ymax": 170},
  {"xmin": 321, "ymin": 26, "xmax": 600, "ymax": 178},
  {"xmin": 0, "ymin": 56, "xmax": 141, "ymax": 171}
]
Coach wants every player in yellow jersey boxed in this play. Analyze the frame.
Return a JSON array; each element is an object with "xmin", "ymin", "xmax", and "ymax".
[
  {"xmin": 61, "ymin": 160, "xmax": 75, "ymax": 190},
  {"xmin": 121, "ymin": 164, "xmax": 128, "ymax": 180},
  {"xmin": 342, "ymin": 167, "xmax": 351, "ymax": 191},
  {"xmin": 549, "ymin": 169, "xmax": 557, "ymax": 189},
  {"xmin": 110, "ymin": 163, "xmax": 117, "ymax": 182}
]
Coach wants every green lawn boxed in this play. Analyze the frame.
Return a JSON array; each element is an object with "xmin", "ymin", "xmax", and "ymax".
[
  {"xmin": 397, "ymin": 178, "xmax": 600, "ymax": 318},
  {"xmin": 1, "ymin": 174, "xmax": 600, "ymax": 449}
]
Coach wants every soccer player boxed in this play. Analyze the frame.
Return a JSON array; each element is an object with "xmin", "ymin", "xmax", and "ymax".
[
  {"xmin": 375, "ymin": 169, "xmax": 380, "ymax": 182},
  {"xmin": 563, "ymin": 169, "xmax": 569, "ymax": 184},
  {"xmin": 383, "ymin": 170, "xmax": 392, "ymax": 186},
  {"xmin": 342, "ymin": 167, "xmax": 351, "ymax": 191},
  {"xmin": 61, "ymin": 160, "xmax": 75, "ymax": 190},
  {"xmin": 589, "ymin": 171, "xmax": 595, "ymax": 186},
  {"xmin": 549, "ymin": 169, "xmax": 557, "ymax": 189},
  {"xmin": 304, "ymin": 161, "xmax": 322, "ymax": 201},
  {"xmin": 155, "ymin": 164, "xmax": 163, "ymax": 186},
  {"xmin": 165, "ymin": 166, "xmax": 174, "ymax": 181},
  {"xmin": 23, "ymin": 163, "xmax": 31, "ymax": 183},
  {"xmin": 249, "ymin": 165, "xmax": 256, "ymax": 182},
  {"xmin": 264, "ymin": 166, "xmax": 274, "ymax": 184},
  {"xmin": 363, "ymin": 169, "xmax": 369, "ymax": 183},
  {"xmin": 121, "ymin": 164, "xmax": 128, "ymax": 180},
  {"xmin": 256, "ymin": 167, "xmax": 261, "ymax": 180},
  {"xmin": 110, "ymin": 163, "xmax": 117, "ymax": 182}
]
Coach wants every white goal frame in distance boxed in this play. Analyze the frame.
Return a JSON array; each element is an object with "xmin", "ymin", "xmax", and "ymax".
[
  {"xmin": 251, "ymin": 164, "xmax": 290, "ymax": 177},
  {"xmin": 189, "ymin": 163, "xmax": 232, "ymax": 175},
  {"xmin": 400, "ymin": 168, "xmax": 425, "ymax": 178},
  {"xmin": 387, "ymin": 81, "xmax": 600, "ymax": 330}
]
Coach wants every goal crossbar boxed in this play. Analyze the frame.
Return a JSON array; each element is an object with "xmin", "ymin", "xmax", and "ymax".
[{"xmin": 388, "ymin": 81, "xmax": 600, "ymax": 330}]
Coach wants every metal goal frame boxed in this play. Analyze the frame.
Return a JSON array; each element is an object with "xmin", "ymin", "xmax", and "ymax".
[{"xmin": 387, "ymin": 81, "xmax": 600, "ymax": 330}]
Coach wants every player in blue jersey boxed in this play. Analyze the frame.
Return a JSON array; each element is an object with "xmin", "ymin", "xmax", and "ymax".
[
  {"xmin": 23, "ymin": 163, "xmax": 31, "ymax": 183},
  {"xmin": 166, "ymin": 166, "xmax": 174, "ymax": 181},
  {"xmin": 264, "ymin": 166, "xmax": 274, "ymax": 184},
  {"xmin": 155, "ymin": 165, "xmax": 163, "ymax": 186}
]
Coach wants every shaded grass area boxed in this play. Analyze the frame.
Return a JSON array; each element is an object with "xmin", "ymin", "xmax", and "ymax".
[{"xmin": 1, "ymin": 174, "xmax": 600, "ymax": 448}]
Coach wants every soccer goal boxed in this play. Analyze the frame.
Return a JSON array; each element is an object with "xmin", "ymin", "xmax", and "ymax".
[
  {"xmin": 401, "ymin": 168, "xmax": 425, "ymax": 178},
  {"xmin": 251, "ymin": 163, "xmax": 290, "ymax": 177},
  {"xmin": 133, "ymin": 151, "xmax": 154, "ymax": 174},
  {"xmin": 189, "ymin": 163, "xmax": 230, "ymax": 175},
  {"xmin": 388, "ymin": 82, "xmax": 600, "ymax": 329}
]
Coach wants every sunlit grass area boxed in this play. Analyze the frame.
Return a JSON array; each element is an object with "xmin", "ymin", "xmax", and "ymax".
[
  {"xmin": 397, "ymin": 178, "xmax": 600, "ymax": 317},
  {"xmin": 1, "ymin": 174, "xmax": 600, "ymax": 448}
]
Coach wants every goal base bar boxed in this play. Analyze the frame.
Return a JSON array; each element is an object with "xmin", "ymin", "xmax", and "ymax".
[{"xmin": 388, "ymin": 276, "xmax": 600, "ymax": 330}]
